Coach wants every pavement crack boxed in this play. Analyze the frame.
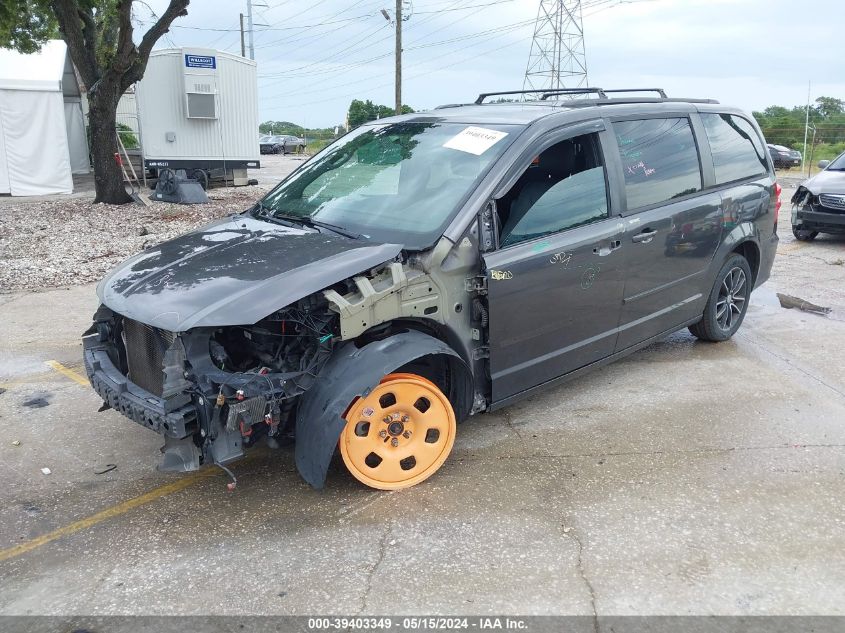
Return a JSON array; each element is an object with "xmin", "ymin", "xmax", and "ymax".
[
  {"xmin": 357, "ymin": 522, "xmax": 391, "ymax": 617},
  {"xmin": 737, "ymin": 331, "xmax": 845, "ymax": 401},
  {"xmin": 501, "ymin": 407, "xmax": 525, "ymax": 443},
  {"xmin": 563, "ymin": 524, "xmax": 599, "ymax": 633}
]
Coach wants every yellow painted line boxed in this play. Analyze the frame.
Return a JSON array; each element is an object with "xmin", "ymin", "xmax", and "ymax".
[
  {"xmin": 0, "ymin": 449, "xmax": 266, "ymax": 563},
  {"xmin": 0, "ymin": 468, "xmax": 219, "ymax": 563},
  {"xmin": 45, "ymin": 360, "xmax": 90, "ymax": 387}
]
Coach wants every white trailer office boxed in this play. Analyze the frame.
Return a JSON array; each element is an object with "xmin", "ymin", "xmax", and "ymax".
[{"xmin": 133, "ymin": 48, "xmax": 260, "ymax": 186}]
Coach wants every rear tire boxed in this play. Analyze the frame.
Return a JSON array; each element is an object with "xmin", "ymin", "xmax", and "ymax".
[
  {"xmin": 689, "ymin": 253, "xmax": 752, "ymax": 342},
  {"xmin": 792, "ymin": 225, "xmax": 818, "ymax": 241}
]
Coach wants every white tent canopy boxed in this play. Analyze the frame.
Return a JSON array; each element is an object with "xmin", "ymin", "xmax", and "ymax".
[{"xmin": 0, "ymin": 40, "xmax": 90, "ymax": 196}]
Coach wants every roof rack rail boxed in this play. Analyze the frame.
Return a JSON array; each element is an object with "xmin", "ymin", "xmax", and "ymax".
[
  {"xmin": 474, "ymin": 88, "xmax": 606, "ymax": 104},
  {"xmin": 540, "ymin": 87, "xmax": 667, "ymax": 100},
  {"xmin": 538, "ymin": 88, "xmax": 608, "ymax": 100},
  {"xmin": 602, "ymin": 88, "xmax": 668, "ymax": 98}
]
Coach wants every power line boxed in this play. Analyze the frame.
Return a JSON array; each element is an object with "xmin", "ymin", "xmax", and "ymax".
[
  {"xmin": 260, "ymin": 16, "xmax": 533, "ymax": 83},
  {"xmin": 261, "ymin": 29, "xmax": 531, "ymax": 113},
  {"xmin": 258, "ymin": 16, "xmax": 534, "ymax": 96},
  {"xmin": 256, "ymin": 0, "xmax": 463, "ymax": 77},
  {"xmin": 260, "ymin": 16, "xmax": 535, "ymax": 108}
]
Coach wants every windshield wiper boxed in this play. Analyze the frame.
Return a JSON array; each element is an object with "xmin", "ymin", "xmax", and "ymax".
[
  {"xmin": 252, "ymin": 203, "xmax": 300, "ymax": 228},
  {"xmin": 253, "ymin": 204, "xmax": 365, "ymax": 240},
  {"xmin": 271, "ymin": 212, "xmax": 365, "ymax": 240},
  {"xmin": 303, "ymin": 218, "xmax": 366, "ymax": 240}
]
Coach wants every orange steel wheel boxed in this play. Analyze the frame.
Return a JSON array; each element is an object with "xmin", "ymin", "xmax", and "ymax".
[{"xmin": 340, "ymin": 373, "xmax": 456, "ymax": 490}]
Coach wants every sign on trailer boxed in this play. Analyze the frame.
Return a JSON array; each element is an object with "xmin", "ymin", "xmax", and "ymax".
[{"xmin": 185, "ymin": 54, "xmax": 216, "ymax": 69}]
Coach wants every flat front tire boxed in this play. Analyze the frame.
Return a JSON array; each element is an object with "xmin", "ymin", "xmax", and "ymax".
[
  {"xmin": 339, "ymin": 373, "xmax": 456, "ymax": 490},
  {"xmin": 689, "ymin": 253, "xmax": 752, "ymax": 342}
]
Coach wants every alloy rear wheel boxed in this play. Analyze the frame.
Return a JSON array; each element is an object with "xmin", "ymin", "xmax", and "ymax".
[
  {"xmin": 689, "ymin": 253, "xmax": 752, "ymax": 342},
  {"xmin": 339, "ymin": 373, "xmax": 456, "ymax": 490}
]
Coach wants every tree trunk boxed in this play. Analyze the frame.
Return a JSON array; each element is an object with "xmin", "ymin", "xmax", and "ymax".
[{"xmin": 88, "ymin": 90, "xmax": 132, "ymax": 205}]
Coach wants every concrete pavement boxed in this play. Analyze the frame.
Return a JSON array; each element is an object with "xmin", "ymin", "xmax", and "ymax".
[{"xmin": 0, "ymin": 211, "xmax": 843, "ymax": 616}]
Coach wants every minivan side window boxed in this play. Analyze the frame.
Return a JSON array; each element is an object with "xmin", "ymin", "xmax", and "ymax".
[
  {"xmin": 498, "ymin": 132, "xmax": 609, "ymax": 248},
  {"xmin": 613, "ymin": 118, "xmax": 702, "ymax": 210},
  {"xmin": 701, "ymin": 113, "xmax": 768, "ymax": 184}
]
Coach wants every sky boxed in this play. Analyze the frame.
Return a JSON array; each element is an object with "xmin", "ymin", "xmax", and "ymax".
[{"xmin": 142, "ymin": 0, "xmax": 845, "ymax": 128}]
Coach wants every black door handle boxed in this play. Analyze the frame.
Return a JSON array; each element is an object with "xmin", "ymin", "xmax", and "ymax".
[{"xmin": 632, "ymin": 229, "xmax": 656, "ymax": 244}]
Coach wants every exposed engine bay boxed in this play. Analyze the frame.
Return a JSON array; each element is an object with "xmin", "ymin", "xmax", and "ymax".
[{"xmin": 84, "ymin": 294, "xmax": 340, "ymax": 473}]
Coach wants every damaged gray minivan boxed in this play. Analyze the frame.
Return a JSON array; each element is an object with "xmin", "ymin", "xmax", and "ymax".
[{"xmin": 84, "ymin": 88, "xmax": 779, "ymax": 490}]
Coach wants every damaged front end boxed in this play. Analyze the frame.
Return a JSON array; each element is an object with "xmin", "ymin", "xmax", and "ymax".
[
  {"xmin": 791, "ymin": 185, "xmax": 845, "ymax": 234},
  {"xmin": 83, "ymin": 296, "xmax": 337, "ymax": 473}
]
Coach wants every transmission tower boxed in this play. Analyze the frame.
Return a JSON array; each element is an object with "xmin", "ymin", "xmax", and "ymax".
[{"xmin": 523, "ymin": 0, "xmax": 588, "ymax": 94}]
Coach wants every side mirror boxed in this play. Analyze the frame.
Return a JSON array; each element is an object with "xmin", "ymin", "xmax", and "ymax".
[{"xmin": 818, "ymin": 160, "xmax": 830, "ymax": 169}]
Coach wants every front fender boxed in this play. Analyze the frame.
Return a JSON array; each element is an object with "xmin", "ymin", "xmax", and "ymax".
[{"xmin": 295, "ymin": 330, "xmax": 470, "ymax": 489}]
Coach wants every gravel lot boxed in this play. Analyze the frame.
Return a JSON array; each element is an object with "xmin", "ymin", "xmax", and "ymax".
[
  {"xmin": 0, "ymin": 154, "xmax": 306, "ymax": 294},
  {"xmin": 0, "ymin": 188, "xmax": 262, "ymax": 292}
]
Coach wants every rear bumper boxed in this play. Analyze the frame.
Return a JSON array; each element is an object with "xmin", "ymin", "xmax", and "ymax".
[
  {"xmin": 756, "ymin": 233, "xmax": 778, "ymax": 288},
  {"xmin": 83, "ymin": 335, "xmax": 197, "ymax": 439}
]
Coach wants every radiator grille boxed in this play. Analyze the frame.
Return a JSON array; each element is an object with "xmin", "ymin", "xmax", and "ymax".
[
  {"xmin": 819, "ymin": 194, "xmax": 845, "ymax": 213},
  {"xmin": 122, "ymin": 318, "xmax": 175, "ymax": 396}
]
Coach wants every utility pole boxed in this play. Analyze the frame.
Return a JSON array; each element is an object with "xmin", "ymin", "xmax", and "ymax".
[
  {"xmin": 240, "ymin": 13, "xmax": 246, "ymax": 57},
  {"xmin": 523, "ymin": 0, "xmax": 588, "ymax": 94},
  {"xmin": 383, "ymin": 3, "xmax": 409, "ymax": 115},
  {"xmin": 247, "ymin": 0, "xmax": 255, "ymax": 60},
  {"xmin": 395, "ymin": 0, "xmax": 402, "ymax": 115},
  {"xmin": 803, "ymin": 80, "xmax": 812, "ymax": 177}
]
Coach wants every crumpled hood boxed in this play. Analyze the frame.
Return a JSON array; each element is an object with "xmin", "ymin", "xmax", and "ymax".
[
  {"xmin": 97, "ymin": 215, "xmax": 402, "ymax": 331},
  {"xmin": 800, "ymin": 170, "xmax": 845, "ymax": 195}
]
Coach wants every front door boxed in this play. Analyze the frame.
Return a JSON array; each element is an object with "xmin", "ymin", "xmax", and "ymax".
[{"xmin": 483, "ymin": 128, "xmax": 626, "ymax": 403}]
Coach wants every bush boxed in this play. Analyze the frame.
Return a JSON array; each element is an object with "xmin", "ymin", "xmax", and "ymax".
[
  {"xmin": 811, "ymin": 142, "xmax": 845, "ymax": 162},
  {"xmin": 117, "ymin": 123, "xmax": 139, "ymax": 149}
]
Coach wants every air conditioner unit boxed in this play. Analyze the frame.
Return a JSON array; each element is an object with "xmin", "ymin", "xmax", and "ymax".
[{"xmin": 182, "ymin": 49, "xmax": 218, "ymax": 119}]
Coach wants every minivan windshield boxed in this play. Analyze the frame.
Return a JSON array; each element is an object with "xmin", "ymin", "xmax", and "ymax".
[{"xmin": 258, "ymin": 121, "xmax": 520, "ymax": 248}]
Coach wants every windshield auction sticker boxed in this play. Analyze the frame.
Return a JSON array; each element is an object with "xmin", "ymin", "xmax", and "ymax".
[{"xmin": 443, "ymin": 126, "xmax": 508, "ymax": 155}]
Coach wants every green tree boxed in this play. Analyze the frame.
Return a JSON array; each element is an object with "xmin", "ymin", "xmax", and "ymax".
[
  {"xmin": 752, "ymin": 96, "xmax": 845, "ymax": 150},
  {"xmin": 0, "ymin": 1, "xmax": 57, "ymax": 52},
  {"xmin": 347, "ymin": 99, "xmax": 415, "ymax": 128},
  {"xmin": 814, "ymin": 96, "xmax": 844, "ymax": 119},
  {"xmin": 1, "ymin": 1, "xmax": 190, "ymax": 204}
]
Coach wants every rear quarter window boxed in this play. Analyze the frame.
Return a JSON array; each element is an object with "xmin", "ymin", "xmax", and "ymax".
[
  {"xmin": 613, "ymin": 118, "xmax": 702, "ymax": 210},
  {"xmin": 701, "ymin": 113, "xmax": 769, "ymax": 184}
]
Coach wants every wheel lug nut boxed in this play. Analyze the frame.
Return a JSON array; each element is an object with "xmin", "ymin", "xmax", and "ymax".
[
  {"xmin": 401, "ymin": 415, "xmax": 410, "ymax": 423},
  {"xmin": 403, "ymin": 431, "xmax": 411, "ymax": 438},
  {"xmin": 391, "ymin": 438, "xmax": 399, "ymax": 447},
  {"xmin": 379, "ymin": 430, "xmax": 388, "ymax": 439}
]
